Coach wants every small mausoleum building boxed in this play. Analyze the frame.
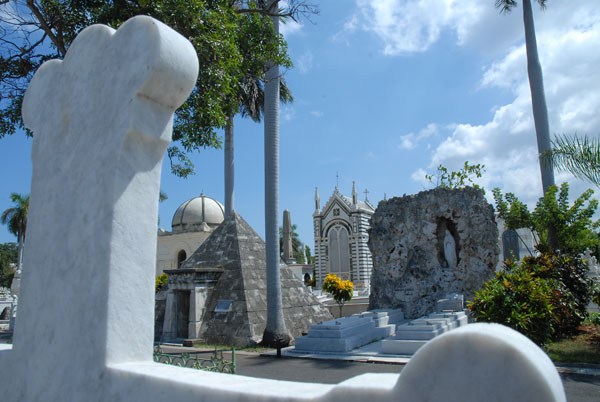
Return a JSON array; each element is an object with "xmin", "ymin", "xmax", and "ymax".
[
  {"xmin": 156, "ymin": 194, "xmax": 224, "ymax": 276},
  {"xmin": 313, "ymin": 183, "xmax": 375, "ymax": 290}
]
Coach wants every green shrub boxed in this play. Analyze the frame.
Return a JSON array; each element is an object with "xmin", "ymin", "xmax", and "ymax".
[
  {"xmin": 585, "ymin": 312, "xmax": 600, "ymax": 326},
  {"xmin": 521, "ymin": 252, "xmax": 595, "ymax": 337},
  {"xmin": 469, "ymin": 263, "xmax": 555, "ymax": 346}
]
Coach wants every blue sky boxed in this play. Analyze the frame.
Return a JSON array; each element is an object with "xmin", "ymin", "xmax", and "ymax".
[{"xmin": 2, "ymin": 0, "xmax": 600, "ymax": 251}]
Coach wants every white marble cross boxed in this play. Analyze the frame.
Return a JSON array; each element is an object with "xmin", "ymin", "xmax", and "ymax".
[{"xmin": 0, "ymin": 15, "xmax": 565, "ymax": 402}]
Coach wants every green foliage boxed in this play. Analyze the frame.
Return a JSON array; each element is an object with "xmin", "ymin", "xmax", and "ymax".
[
  {"xmin": 470, "ymin": 251, "xmax": 598, "ymax": 345},
  {"xmin": 425, "ymin": 161, "xmax": 485, "ymax": 194},
  {"xmin": 469, "ymin": 262, "xmax": 555, "ymax": 346},
  {"xmin": 322, "ymin": 273, "xmax": 353, "ymax": 317},
  {"xmin": 521, "ymin": 252, "xmax": 595, "ymax": 337},
  {"xmin": 534, "ymin": 183, "xmax": 599, "ymax": 254},
  {"xmin": 546, "ymin": 134, "xmax": 600, "ymax": 188},
  {"xmin": 1, "ymin": 193, "xmax": 29, "ymax": 240},
  {"xmin": 0, "ymin": 242, "xmax": 17, "ymax": 288},
  {"xmin": 304, "ymin": 245, "xmax": 315, "ymax": 264},
  {"xmin": 585, "ymin": 312, "xmax": 600, "ymax": 326},
  {"xmin": 492, "ymin": 187, "xmax": 532, "ymax": 231},
  {"xmin": 279, "ymin": 223, "xmax": 307, "ymax": 262},
  {"xmin": 0, "ymin": 0, "xmax": 294, "ymax": 177},
  {"xmin": 155, "ymin": 273, "xmax": 168, "ymax": 293},
  {"xmin": 493, "ymin": 183, "xmax": 599, "ymax": 254}
]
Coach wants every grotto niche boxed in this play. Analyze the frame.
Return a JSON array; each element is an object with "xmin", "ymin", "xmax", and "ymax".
[{"xmin": 368, "ymin": 187, "xmax": 499, "ymax": 318}]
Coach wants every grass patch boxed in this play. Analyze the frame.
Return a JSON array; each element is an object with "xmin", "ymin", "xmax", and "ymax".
[
  {"xmin": 192, "ymin": 342, "xmax": 273, "ymax": 353},
  {"xmin": 544, "ymin": 323, "xmax": 600, "ymax": 364}
]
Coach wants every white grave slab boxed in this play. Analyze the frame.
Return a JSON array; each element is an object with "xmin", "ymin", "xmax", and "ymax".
[{"xmin": 0, "ymin": 15, "xmax": 566, "ymax": 402}]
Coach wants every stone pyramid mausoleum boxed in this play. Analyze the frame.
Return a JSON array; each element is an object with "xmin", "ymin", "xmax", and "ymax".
[{"xmin": 158, "ymin": 212, "xmax": 333, "ymax": 346}]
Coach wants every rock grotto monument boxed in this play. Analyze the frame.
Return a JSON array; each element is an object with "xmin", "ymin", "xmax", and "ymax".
[
  {"xmin": 0, "ymin": 15, "xmax": 565, "ymax": 402},
  {"xmin": 369, "ymin": 187, "xmax": 499, "ymax": 318}
]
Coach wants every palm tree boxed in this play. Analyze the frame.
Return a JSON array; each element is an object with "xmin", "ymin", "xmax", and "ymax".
[
  {"xmin": 224, "ymin": 75, "xmax": 292, "ymax": 217},
  {"xmin": 496, "ymin": 0, "xmax": 555, "ymax": 193},
  {"xmin": 497, "ymin": 0, "xmax": 557, "ymax": 249},
  {"xmin": 1, "ymin": 193, "xmax": 29, "ymax": 272},
  {"xmin": 262, "ymin": 0, "xmax": 292, "ymax": 349},
  {"xmin": 545, "ymin": 134, "xmax": 600, "ymax": 187}
]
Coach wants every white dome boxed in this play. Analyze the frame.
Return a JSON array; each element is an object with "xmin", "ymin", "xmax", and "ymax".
[{"xmin": 171, "ymin": 194, "xmax": 224, "ymax": 233}]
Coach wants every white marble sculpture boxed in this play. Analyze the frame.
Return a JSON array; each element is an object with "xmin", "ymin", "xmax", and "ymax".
[
  {"xmin": 443, "ymin": 229, "xmax": 457, "ymax": 269},
  {"xmin": 0, "ymin": 15, "xmax": 565, "ymax": 402}
]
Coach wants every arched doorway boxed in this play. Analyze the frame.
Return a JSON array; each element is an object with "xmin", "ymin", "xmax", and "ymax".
[{"xmin": 177, "ymin": 250, "xmax": 187, "ymax": 268}]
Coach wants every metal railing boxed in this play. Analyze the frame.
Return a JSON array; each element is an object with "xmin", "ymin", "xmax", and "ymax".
[{"xmin": 153, "ymin": 345, "xmax": 236, "ymax": 374}]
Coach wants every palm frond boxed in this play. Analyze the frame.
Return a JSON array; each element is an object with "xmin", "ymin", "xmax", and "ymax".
[
  {"xmin": 495, "ymin": 0, "xmax": 517, "ymax": 14},
  {"xmin": 545, "ymin": 134, "xmax": 600, "ymax": 187}
]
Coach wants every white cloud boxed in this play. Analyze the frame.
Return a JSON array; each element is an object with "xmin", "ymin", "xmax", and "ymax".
[
  {"xmin": 348, "ymin": 0, "xmax": 600, "ymax": 57},
  {"xmin": 352, "ymin": 0, "xmax": 486, "ymax": 55},
  {"xmin": 297, "ymin": 51, "xmax": 313, "ymax": 73},
  {"xmin": 281, "ymin": 106, "xmax": 296, "ymax": 122},
  {"xmin": 280, "ymin": 20, "xmax": 303, "ymax": 37},
  {"xmin": 410, "ymin": 168, "xmax": 430, "ymax": 188},
  {"xmin": 422, "ymin": 4, "xmax": 600, "ymax": 206},
  {"xmin": 398, "ymin": 123, "xmax": 438, "ymax": 150},
  {"xmin": 310, "ymin": 110, "xmax": 323, "ymax": 118}
]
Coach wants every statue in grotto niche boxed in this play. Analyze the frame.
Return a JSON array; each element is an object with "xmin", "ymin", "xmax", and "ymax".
[{"xmin": 443, "ymin": 229, "xmax": 457, "ymax": 269}]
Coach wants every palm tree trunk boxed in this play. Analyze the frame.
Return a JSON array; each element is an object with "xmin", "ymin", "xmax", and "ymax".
[
  {"xmin": 262, "ymin": 0, "xmax": 291, "ymax": 348},
  {"xmin": 17, "ymin": 232, "xmax": 23, "ymax": 272},
  {"xmin": 224, "ymin": 116, "xmax": 234, "ymax": 217},
  {"xmin": 523, "ymin": 0, "xmax": 558, "ymax": 249}
]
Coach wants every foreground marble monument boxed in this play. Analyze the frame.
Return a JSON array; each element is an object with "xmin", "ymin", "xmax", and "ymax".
[
  {"xmin": 0, "ymin": 15, "xmax": 565, "ymax": 402},
  {"xmin": 369, "ymin": 187, "xmax": 499, "ymax": 318}
]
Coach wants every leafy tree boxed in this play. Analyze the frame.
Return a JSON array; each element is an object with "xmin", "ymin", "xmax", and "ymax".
[
  {"xmin": 493, "ymin": 187, "xmax": 536, "ymax": 255},
  {"xmin": 1, "ymin": 193, "xmax": 29, "ymax": 272},
  {"xmin": 322, "ymin": 273, "xmax": 353, "ymax": 318},
  {"xmin": 493, "ymin": 183, "xmax": 599, "ymax": 254},
  {"xmin": 0, "ymin": 0, "xmax": 310, "ymax": 177},
  {"xmin": 532, "ymin": 184, "xmax": 599, "ymax": 254},
  {"xmin": 544, "ymin": 134, "xmax": 600, "ymax": 188},
  {"xmin": 0, "ymin": 242, "xmax": 17, "ymax": 288},
  {"xmin": 425, "ymin": 161, "xmax": 485, "ymax": 193}
]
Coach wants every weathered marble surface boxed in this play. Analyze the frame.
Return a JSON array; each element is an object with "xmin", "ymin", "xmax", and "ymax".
[
  {"xmin": 0, "ymin": 15, "xmax": 564, "ymax": 402},
  {"xmin": 369, "ymin": 187, "xmax": 499, "ymax": 318}
]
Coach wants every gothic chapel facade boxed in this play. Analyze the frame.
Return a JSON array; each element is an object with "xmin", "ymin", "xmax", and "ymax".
[{"xmin": 313, "ymin": 183, "xmax": 375, "ymax": 290}]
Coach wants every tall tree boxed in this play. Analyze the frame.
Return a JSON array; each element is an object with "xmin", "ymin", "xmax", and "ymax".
[
  {"xmin": 0, "ymin": 0, "xmax": 308, "ymax": 177},
  {"xmin": 1, "ymin": 193, "xmax": 29, "ymax": 272},
  {"xmin": 496, "ymin": 0, "xmax": 557, "ymax": 248},
  {"xmin": 261, "ymin": 0, "xmax": 291, "ymax": 349},
  {"xmin": 496, "ymin": 0, "xmax": 555, "ymax": 193},
  {"xmin": 224, "ymin": 69, "xmax": 292, "ymax": 215}
]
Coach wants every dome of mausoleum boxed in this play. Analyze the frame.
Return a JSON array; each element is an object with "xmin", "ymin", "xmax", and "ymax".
[{"xmin": 171, "ymin": 193, "xmax": 225, "ymax": 233}]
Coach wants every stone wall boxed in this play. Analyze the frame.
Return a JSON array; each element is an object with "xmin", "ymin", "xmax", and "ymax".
[{"xmin": 368, "ymin": 187, "xmax": 499, "ymax": 318}]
